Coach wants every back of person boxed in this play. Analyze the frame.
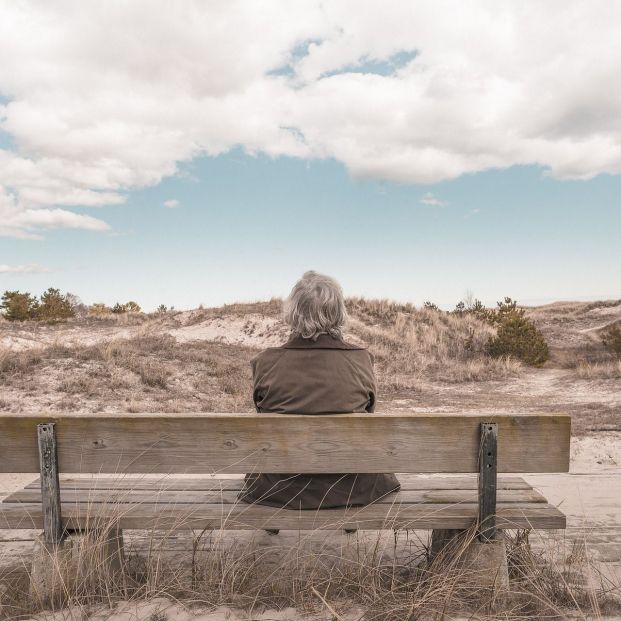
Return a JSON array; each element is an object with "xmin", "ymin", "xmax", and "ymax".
[{"xmin": 238, "ymin": 271, "xmax": 400, "ymax": 510}]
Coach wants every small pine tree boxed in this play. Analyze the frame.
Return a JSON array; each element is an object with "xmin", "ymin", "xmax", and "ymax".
[
  {"xmin": 423, "ymin": 301, "xmax": 440, "ymax": 311},
  {"xmin": 601, "ymin": 325, "xmax": 621, "ymax": 356},
  {"xmin": 486, "ymin": 298, "xmax": 549, "ymax": 367},
  {"xmin": 38, "ymin": 288, "xmax": 75, "ymax": 321},
  {"xmin": 111, "ymin": 303, "xmax": 126, "ymax": 314},
  {"xmin": 124, "ymin": 301, "xmax": 141, "ymax": 313},
  {"xmin": 1, "ymin": 290, "xmax": 39, "ymax": 321},
  {"xmin": 157, "ymin": 304, "xmax": 168, "ymax": 313},
  {"xmin": 453, "ymin": 301, "xmax": 466, "ymax": 315}
]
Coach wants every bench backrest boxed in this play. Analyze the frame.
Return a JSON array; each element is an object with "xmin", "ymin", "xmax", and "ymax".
[{"xmin": 0, "ymin": 413, "xmax": 570, "ymax": 474}]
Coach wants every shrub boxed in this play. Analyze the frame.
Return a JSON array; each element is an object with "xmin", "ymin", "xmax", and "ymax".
[
  {"xmin": 112, "ymin": 301, "xmax": 142, "ymax": 314},
  {"xmin": 486, "ymin": 298, "xmax": 549, "ymax": 367},
  {"xmin": 453, "ymin": 300, "xmax": 466, "ymax": 315},
  {"xmin": 451, "ymin": 297, "xmax": 493, "ymax": 322},
  {"xmin": 38, "ymin": 288, "xmax": 75, "ymax": 321},
  {"xmin": 1, "ymin": 290, "xmax": 39, "ymax": 320},
  {"xmin": 89, "ymin": 302, "xmax": 111, "ymax": 315},
  {"xmin": 601, "ymin": 324, "xmax": 621, "ymax": 356}
]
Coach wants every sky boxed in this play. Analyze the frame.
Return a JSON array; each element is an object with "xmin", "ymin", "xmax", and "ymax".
[{"xmin": 1, "ymin": 1, "xmax": 620, "ymax": 310}]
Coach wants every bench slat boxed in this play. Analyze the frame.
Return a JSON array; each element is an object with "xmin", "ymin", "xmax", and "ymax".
[
  {"xmin": 0, "ymin": 413, "xmax": 571, "ymax": 474},
  {"xmin": 22, "ymin": 475, "xmax": 534, "ymax": 492},
  {"xmin": 4, "ymin": 487, "xmax": 547, "ymax": 505},
  {"xmin": 0, "ymin": 501, "xmax": 566, "ymax": 530}
]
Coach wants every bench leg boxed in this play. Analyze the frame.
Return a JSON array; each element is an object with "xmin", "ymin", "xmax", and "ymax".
[
  {"xmin": 97, "ymin": 526, "xmax": 125, "ymax": 576},
  {"xmin": 29, "ymin": 532, "xmax": 80, "ymax": 608},
  {"xmin": 430, "ymin": 528, "xmax": 464, "ymax": 559},
  {"xmin": 80, "ymin": 526, "xmax": 127, "ymax": 596},
  {"xmin": 30, "ymin": 527, "xmax": 127, "ymax": 606},
  {"xmin": 430, "ymin": 529, "xmax": 509, "ymax": 605}
]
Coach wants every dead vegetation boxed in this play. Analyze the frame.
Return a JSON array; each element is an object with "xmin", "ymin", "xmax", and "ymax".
[
  {"xmin": 1, "ymin": 519, "xmax": 618, "ymax": 620},
  {"xmin": 1, "ymin": 334, "xmax": 255, "ymax": 414},
  {"xmin": 1, "ymin": 297, "xmax": 619, "ymax": 430},
  {"xmin": 575, "ymin": 360, "xmax": 621, "ymax": 380},
  {"xmin": 0, "ymin": 299, "xmax": 522, "ymax": 415},
  {"xmin": 348, "ymin": 298, "xmax": 521, "ymax": 388},
  {"xmin": 526, "ymin": 299, "xmax": 621, "ymax": 368}
]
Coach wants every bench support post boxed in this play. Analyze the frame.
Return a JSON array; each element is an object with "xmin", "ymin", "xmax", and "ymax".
[
  {"xmin": 478, "ymin": 422, "xmax": 497, "ymax": 542},
  {"xmin": 37, "ymin": 423, "xmax": 64, "ymax": 545}
]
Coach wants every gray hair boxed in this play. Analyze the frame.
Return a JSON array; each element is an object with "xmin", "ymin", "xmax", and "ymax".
[{"xmin": 284, "ymin": 271, "xmax": 348, "ymax": 340}]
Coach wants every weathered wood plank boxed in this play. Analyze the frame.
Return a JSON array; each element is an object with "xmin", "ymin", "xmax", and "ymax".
[
  {"xmin": 0, "ymin": 501, "xmax": 566, "ymax": 530},
  {"xmin": 22, "ymin": 475, "xmax": 534, "ymax": 492},
  {"xmin": 0, "ymin": 413, "xmax": 571, "ymax": 474},
  {"xmin": 478, "ymin": 422, "xmax": 498, "ymax": 542},
  {"xmin": 37, "ymin": 423, "xmax": 63, "ymax": 544},
  {"xmin": 5, "ymin": 487, "xmax": 546, "ymax": 506}
]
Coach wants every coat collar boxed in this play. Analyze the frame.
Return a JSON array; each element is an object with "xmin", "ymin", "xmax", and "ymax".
[{"xmin": 281, "ymin": 333, "xmax": 365, "ymax": 350}]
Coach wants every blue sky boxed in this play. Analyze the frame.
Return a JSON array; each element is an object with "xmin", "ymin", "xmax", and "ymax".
[
  {"xmin": 2, "ymin": 152, "xmax": 620, "ymax": 310},
  {"xmin": 1, "ymin": 3, "xmax": 620, "ymax": 310}
]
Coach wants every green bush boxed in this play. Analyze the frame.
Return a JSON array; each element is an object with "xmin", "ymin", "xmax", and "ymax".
[
  {"xmin": 2, "ymin": 288, "xmax": 77, "ymax": 322},
  {"xmin": 601, "ymin": 325, "xmax": 621, "ymax": 356},
  {"xmin": 451, "ymin": 297, "xmax": 494, "ymax": 322},
  {"xmin": 38, "ymin": 288, "xmax": 75, "ymax": 321},
  {"xmin": 1, "ymin": 291, "xmax": 39, "ymax": 321},
  {"xmin": 112, "ymin": 301, "xmax": 142, "ymax": 314},
  {"xmin": 486, "ymin": 298, "xmax": 549, "ymax": 367}
]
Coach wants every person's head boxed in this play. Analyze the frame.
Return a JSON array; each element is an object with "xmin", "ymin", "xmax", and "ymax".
[{"xmin": 284, "ymin": 271, "xmax": 348, "ymax": 341}]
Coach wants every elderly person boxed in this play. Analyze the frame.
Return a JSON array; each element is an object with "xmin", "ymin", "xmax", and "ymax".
[{"xmin": 239, "ymin": 271, "xmax": 400, "ymax": 512}]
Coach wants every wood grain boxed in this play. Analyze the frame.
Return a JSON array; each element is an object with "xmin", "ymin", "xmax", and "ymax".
[
  {"xmin": 0, "ymin": 413, "xmax": 571, "ymax": 474},
  {"xmin": 0, "ymin": 501, "xmax": 567, "ymax": 530},
  {"xmin": 22, "ymin": 474, "xmax": 534, "ymax": 492},
  {"xmin": 37, "ymin": 423, "xmax": 63, "ymax": 544},
  {"xmin": 478, "ymin": 422, "xmax": 498, "ymax": 542},
  {"xmin": 5, "ymin": 487, "xmax": 546, "ymax": 506}
]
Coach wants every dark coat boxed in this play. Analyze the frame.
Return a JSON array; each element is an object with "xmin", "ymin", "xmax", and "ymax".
[{"xmin": 238, "ymin": 333, "xmax": 400, "ymax": 509}]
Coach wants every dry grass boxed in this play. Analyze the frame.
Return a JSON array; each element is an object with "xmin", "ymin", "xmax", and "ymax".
[
  {"xmin": 575, "ymin": 360, "xmax": 621, "ymax": 380},
  {"xmin": 0, "ymin": 334, "xmax": 256, "ymax": 414},
  {"xmin": 2, "ymin": 475, "xmax": 617, "ymax": 618},
  {"xmin": 0, "ymin": 347, "xmax": 43, "ymax": 376},
  {"xmin": 1, "ymin": 509, "xmax": 618, "ymax": 620},
  {"xmin": 525, "ymin": 299, "xmax": 621, "ymax": 372},
  {"xmin": 182, "ymin": 297, "xmax": 283, "ymax": 326},
  {"xmin": 347, "ymin": 298, "xmax": 521, "ymax": 389},
  {"xmin": 0, "ymin": 298, "xmax": 527, "ymax": 415}
]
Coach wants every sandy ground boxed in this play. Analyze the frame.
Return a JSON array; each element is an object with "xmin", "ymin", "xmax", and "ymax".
[{"xmin": 0, "ymin": 312, "xmax": 289, "ymax": 352}]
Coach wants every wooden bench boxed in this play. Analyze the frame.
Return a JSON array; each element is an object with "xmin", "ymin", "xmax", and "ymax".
[{"xmin": 0, "ymin": 413, "xmax": 570, "ymax": 598}]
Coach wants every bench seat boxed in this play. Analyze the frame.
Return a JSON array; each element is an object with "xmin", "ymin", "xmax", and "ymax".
[{"xmin": 0, "ymin": 474, "xmax": 565, "ymax": 531}]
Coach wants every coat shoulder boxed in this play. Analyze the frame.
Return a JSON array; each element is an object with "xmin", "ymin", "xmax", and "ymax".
[{"xmin": 251, "ymin": 346, "xmax": 287, "ymax": 370}]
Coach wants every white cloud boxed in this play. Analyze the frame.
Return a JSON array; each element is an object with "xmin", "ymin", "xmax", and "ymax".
[
  {"xmin": 420, "ymin": 192, "xmax": 445, "ymax": 207},
  {"xmin": 1, "ymin": 1, "xmax": 621, "ymax": 237},
  {"xmin": 0, "ymin": 184, "xmax": 110, "ymax": 239},
  {"xmin": 163, "ymin": 199, "xmax": 180, "ymax": 209},
  {"xmin": 0, "ymin": 263, "xmax": 50, "ymax": 274}
]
